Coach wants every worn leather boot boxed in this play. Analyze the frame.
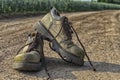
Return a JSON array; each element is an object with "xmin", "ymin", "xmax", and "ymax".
[
  {"xmin": 13, "ymin": 32, "xmax": 44, "ymax": 71},
  {"xmin": 34, "ymin": 8, "xmax": 85, "ymax": 66}
]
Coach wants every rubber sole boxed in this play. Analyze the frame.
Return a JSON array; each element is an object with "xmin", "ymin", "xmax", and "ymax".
[
  {"xmin": 13, "ymin": 62, "xmax": 42, "ymax": 71},
  {"xmin": 35, "ymin": 22, "xmax": 84, "ymax": 66}
]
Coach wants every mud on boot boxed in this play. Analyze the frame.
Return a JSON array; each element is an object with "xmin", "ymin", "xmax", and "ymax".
[
  {"xmin": 13, "ymin": 32, "xmax": 44, "ymax": 71},
  {"xmin": 34, "ymin": 7, "xmax": 85, "ymax": 66}
]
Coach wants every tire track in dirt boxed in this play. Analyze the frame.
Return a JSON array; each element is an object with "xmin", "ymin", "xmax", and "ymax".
[
  {"xmin": 0, "ymin": 17, "xmax": 41, "ymax": 50},
  {"xmin": 115, "ymin": 12, "xmax": 120, "ymax": 22},
  {"xmin": 111, "ymin": 12, "xmax": 120, "ymax": 59}
]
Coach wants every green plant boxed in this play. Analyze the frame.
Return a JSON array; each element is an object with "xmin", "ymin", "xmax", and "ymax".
[{"xmin": 0, "ymin": 0, "xmax": 120, "ymax": 15}]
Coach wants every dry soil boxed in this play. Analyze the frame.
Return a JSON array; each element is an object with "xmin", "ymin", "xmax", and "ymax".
[{"xmin": 0, "ymin": 10, "xmax": 120, "ymax": 80}]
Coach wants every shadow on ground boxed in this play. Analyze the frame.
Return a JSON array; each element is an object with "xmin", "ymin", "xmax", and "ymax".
[{"xmin": 20, "ymin": 57, "xmax": 120, "ymax": 79}]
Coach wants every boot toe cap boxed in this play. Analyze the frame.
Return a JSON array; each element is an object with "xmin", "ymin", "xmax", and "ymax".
[{"xmin": 14, "ymin": 51, "xmax": 40, "ymax": 63}]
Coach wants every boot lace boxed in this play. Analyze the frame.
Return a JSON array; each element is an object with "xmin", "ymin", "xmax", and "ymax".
[
  {"xmin": 16, "ymin": 32, "xmax": 40, "ymax": 54},
  {"xmin": 49, "ymin": 16, "xmax": 96, "ymax": 71},
  {"xmin": 16, "ymin": 32, "xmax": 51, "ymax": 80}
]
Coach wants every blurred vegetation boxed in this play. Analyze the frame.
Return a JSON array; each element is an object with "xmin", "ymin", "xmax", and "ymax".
[
  {"xmin": 98, "ymin": 0, "xmax": 120, "ymax": 4},
  {"xmin": 0, "ymin": 0, "xmax": 120, "ymax": 15}
]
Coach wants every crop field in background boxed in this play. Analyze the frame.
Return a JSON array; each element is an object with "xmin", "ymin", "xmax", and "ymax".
[{"xmin": 0, "ymin": 0, "xmax": 120, "ymax": 15}]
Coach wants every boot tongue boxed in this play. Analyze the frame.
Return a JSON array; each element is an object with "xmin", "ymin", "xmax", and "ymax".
[
  {"xmin": 61, "ymin": 16, "xmax": 73, "ymax": 41},
  {"xmin": 26, "ymin": 33, "xmax": 41, "ymax": 52}
]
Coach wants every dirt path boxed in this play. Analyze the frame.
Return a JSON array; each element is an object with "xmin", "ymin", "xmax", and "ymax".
[{"xmin": 0, "ymin": 11, "xmax": 120, "ymax": 80}]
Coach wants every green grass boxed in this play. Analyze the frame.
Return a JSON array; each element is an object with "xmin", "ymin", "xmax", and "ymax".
[
  {"xmin": 0, "ymin": 0, "xmax": 120, "ymax": 15},
  {"xmin": 69, "ymin": 2, "xmax": 120, "ymax": 11}
]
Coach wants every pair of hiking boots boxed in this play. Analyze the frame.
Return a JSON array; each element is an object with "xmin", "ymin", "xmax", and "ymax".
[{"xmin": 13, "ymin": 8, "xmax": 94, "ymax": 72}]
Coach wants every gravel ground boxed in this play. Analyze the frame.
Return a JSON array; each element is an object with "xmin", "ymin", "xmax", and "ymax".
[{"xmin": 0, "ymin": 10, "xmax": 120, "ymax": 80}]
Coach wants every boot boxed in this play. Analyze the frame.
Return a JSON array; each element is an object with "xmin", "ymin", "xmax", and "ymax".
[
  {"xmin": 34, "ymin": 8, "xmax": 85, "ymax": 66},
  {"xmin": 13, "ymin": 32, "xmax": 44, "ymax": 71}
]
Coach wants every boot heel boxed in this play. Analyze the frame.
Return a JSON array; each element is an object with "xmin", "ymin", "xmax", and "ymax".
[{"xmin": 34, "ymin": 22, "xmax": 53, "ymax": 41}]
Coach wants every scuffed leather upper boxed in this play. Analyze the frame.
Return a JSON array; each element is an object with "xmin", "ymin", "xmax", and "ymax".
[{"xmin": 41, "ymin": 8, "xmax": 85, "ymax": 59}]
